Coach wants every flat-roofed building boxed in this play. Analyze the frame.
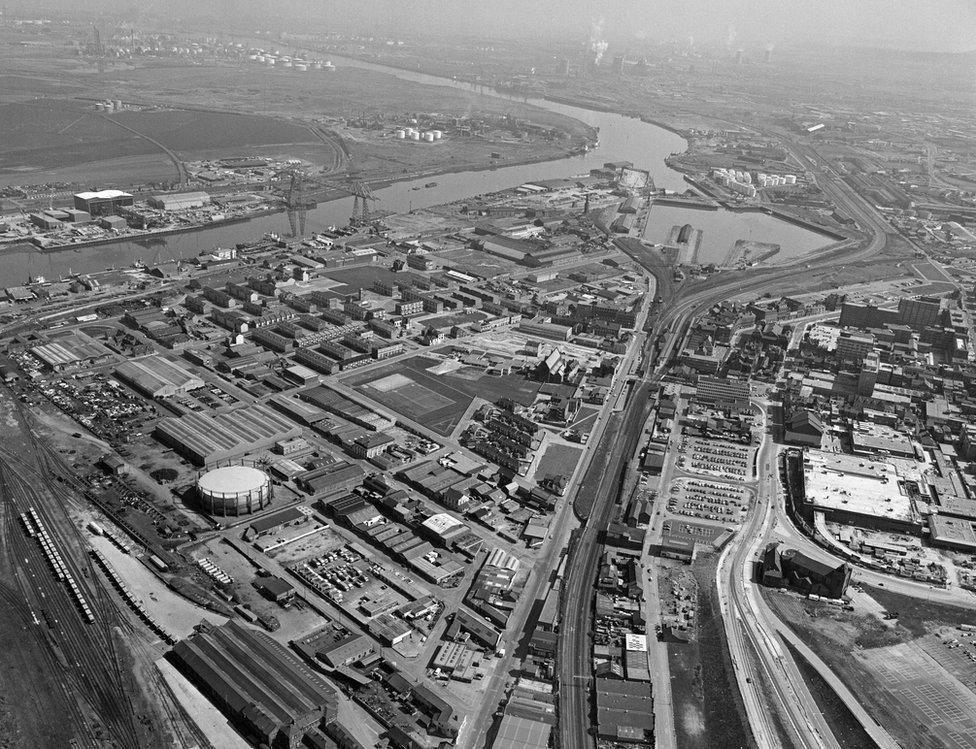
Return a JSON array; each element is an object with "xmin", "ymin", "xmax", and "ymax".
[
  {"xmin": 929, "ymin": 515, "xmax": 976, "ymax": 552},
  {"xmin": 73, "ymin": 189, "xmax": 133, "ymax": 216},
  {"xmin": 802, "ymin": 449, "xmax": 922, "ymax": 534},
  {"xmin": 148, "ymin": 191, "xmax": 210, "ymax": 211}
]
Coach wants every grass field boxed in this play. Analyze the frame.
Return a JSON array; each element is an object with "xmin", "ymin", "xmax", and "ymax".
[
  {"xmin": 0, "ymin": 99, "xmax": 317, "ymax": 173},
  {"xmin": 323, "ymin": 266, "xmax": 402, "ymax": 292},
  {"xmin": 347, "ymin": 354, "xmax": 542, "ymax": 436},
  {"xmin": 534, "ymin": 443, "xmax": 583, "ymax": 482}
]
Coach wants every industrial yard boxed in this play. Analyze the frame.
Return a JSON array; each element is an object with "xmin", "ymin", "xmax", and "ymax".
[{"xmin": 2, "ymin": 5, "xmax": 976, "ymax": 749}]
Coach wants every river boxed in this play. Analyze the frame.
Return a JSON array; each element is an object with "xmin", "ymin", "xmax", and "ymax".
[{"xmin": 0, "ymin": 56, "xmax": 831, "ymax": 283}]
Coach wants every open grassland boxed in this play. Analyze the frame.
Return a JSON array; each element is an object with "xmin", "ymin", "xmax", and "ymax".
[
  {"xmin": 101, "ymin": 63, "xmax": 594, "ymax": 137},
  {"xmin": 0, "ymin": 99, "xmax": 320, "ymax": 173},
  {"xmin": 0, "ymin": 52, "xmax": 592, "ymax": 189}
]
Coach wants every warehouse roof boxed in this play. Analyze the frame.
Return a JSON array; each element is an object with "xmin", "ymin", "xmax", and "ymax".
[
  {"xmin": 422, "ymin": 513, "xmax": 465, "ymax": 537},
  {"xmin": 155, "ymin": 402, "xmax": 301, "ymax": 464},
  {"xmin": 172, "ymin": 619, "xmax": 335, "ymax": 732},
  {"xmin": 31, "ymin": 330, "xmax": 112, "ymax": 368},
  {"xmin": 115, "ymin": 355, "xmax": 204, "ymax": 397},
  {"xmin": 75, "ymin": 189, "xmax": 131, "ymax": 200}
]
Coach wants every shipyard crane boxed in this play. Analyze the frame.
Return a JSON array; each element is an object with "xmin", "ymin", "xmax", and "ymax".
[
  {"xmin": 349, "ymin": 181, "xmax": 377, "ymax": 226},
  {"xmin": 283, "ymin": 169, "xmax": 316, "ymax": 238},
  {"xmin": 91, "ymin": 24, "xmax": 106, "ymax": 73},
  {"xmin": 273, "ymin": 169, "xmax": 379, "ymax": 233}
]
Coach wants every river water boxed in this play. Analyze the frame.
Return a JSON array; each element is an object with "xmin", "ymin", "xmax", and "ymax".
[{"xmin": 0, "ymin": 57, "xmax": 830, "ymax": 283}]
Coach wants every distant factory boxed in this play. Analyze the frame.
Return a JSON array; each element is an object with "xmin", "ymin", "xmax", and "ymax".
[{"xmin": 73, "ymin": 189, "xmax": 134, "ymax": 216}]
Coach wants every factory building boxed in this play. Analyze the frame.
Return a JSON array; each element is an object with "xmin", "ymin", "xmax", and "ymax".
[
  {"xmin": 148, "ymin": 191, "xmax": 210, "ymax": 211},
  {"xmin": 595, "ymin": 678, "xmax": 655, "ymax": 744},
  {"xmin": 114, "ymin": 355, "xmax": 205, "ymax": 398},
  {"xmin": 30, "ymin": 330, "xmax": 113, "ymax": 371},
  {"xmin": 73, "ymin": 189, "xmax": 134, "ymax": 217},
  {"xmin": 170, "ymin": 619, "xmax": 337, "ymax": 748},
  {"xmin": 518, "ymin": 319, "xmax": 573, "ymax": 342},
  {"xmin": 295, "ymin": 460, "xmax": 364, "ymax": 497},
  {"xmin": 154, "ymin": 402, "xmax": 302, "ymax": 465},
  {"xmin": 693, "ymin": 375, "xmax": 751, "ymax": 414}
]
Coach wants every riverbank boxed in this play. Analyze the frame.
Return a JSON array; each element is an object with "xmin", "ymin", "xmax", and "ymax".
[{"xmin": 25, "ymin": 212, "xmax": 267, "ymax": 254}]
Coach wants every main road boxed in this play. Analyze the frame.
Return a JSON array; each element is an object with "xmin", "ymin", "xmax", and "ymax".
[{"xmin": 555, "ymin": 130, "xmax": 907, "ymax": 748}]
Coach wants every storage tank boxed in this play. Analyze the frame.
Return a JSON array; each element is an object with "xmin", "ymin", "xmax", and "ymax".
[
  {"xmin": 311, "ymin": 61, "xmax": 322, "ymax": 70},
  {"xmin": 423, "ymin": 132, "xmax": 435, "ymax": 142},
  {"xmin": 395, "ymin": 129, "xmax": 406, "ymax": 139},
  {"xmin": 295, "ymin": 64, "xmax": 307, "ymax": 72},
  {"xmin": 281, "ymin": 60, "xmax": 292, "ymax": 68},
  {"xmin": 197, "ymin": 465, "xmax": 271, "ymax": 517},
  {"xmin": 409, "ymin": 131, "xmax": 421, "ymax": 141},
  {"xmin": 432, "ymin": 130, "xmax": 443, "ymax": 139},
  {"xmin": 255, "ymin": 55, "xmax": 265, "ymax": 62}
]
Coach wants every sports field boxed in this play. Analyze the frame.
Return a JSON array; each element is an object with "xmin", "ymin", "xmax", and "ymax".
[{"xmin": 347, "ymin": 355, "xmax": 542, "ymax": 436}]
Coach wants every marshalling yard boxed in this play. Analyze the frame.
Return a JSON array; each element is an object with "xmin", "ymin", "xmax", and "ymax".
[{"xmin": 3, "ymin": 10, "xmax": 976, "ymax": 749}]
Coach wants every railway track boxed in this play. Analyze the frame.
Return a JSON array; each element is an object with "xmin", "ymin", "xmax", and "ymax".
[{"xmin": 0, "ymin": 431, "xmax": 143, "ymax": 748}]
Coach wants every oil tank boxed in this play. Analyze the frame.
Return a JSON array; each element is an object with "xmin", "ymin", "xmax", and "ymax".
[{"xmin": 197, "ymin": 465, "xmax": 271, "ymax": 517}]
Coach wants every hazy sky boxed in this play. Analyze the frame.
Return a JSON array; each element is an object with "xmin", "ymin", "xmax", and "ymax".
[
  {"xmin": 252, "ymin": 0, "xmax": 976, "ymax": 52},
  {"xmin": 13, "ymin": 0, "xmax": 976, "ymax": 53}
]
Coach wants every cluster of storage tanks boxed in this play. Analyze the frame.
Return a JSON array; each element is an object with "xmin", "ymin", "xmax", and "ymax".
[
  {"xmin": 394, "ymin": 127, "xmax": 444, "ymax": 143},
  {"xmin": 246, "ymin": 51, "xmax": 334, "ymax": 72},
  {"xmin": 713, "ymin": 167, "xmax": 797, "ymax": 194},
  {"xmin": 94, "ymin": 99, "xmax": 124, "ymax": 112},
  {"xmin": 755, "ymin": 172, "xmax": 797, "ymax": 188}
]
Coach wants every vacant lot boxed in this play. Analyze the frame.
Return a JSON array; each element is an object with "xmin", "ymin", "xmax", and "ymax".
[
  {"xmin": 764, "ymin": 588, "xmax": 976, "ymax": 749},
  {"xmin": 535, "ymin": 443, "xmax": 583, "ymax": 482}
]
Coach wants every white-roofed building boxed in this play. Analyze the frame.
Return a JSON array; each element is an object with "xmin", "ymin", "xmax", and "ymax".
[{"xmin": 73, "ymin": 190, "xmax": 134, "ymax": 216}]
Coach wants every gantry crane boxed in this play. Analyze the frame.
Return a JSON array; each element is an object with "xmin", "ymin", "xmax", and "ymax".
[{"xmin": 274, "ymin": 169, "xmax": 379, "ymax": 235}]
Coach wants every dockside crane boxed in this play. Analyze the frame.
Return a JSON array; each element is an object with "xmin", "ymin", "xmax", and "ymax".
[
  {"xmin": 283, "ymin": 169, "xmax": 316, "ymax": 238},
  {"xmin": 350, "ymin": 181, "xmax": 377, "ymax": 226}
]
